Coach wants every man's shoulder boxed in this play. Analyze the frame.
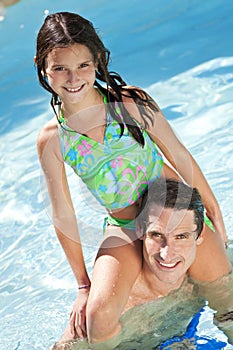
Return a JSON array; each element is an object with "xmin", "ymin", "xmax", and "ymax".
[
  {"xmin": 119, "ymin": 277, "xmax": 204, "ymax": 342},
  {"xmin": 124, "ymin": 276, "xmax": 197, "ymax": 313}
]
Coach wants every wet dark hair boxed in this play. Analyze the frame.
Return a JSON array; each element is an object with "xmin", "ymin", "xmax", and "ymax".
[
  {"xmin": 137, "ymin": 178, "xmax": 204, "ymax": 238},
  {"xmin": 35, "ymin": 12, "xmax": 159, "ymax": 146}
]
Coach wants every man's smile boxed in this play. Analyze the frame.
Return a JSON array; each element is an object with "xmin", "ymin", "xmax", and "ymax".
[{"xmin": 156, "ymin": 259, "xmax": 181, "ymax": 270}]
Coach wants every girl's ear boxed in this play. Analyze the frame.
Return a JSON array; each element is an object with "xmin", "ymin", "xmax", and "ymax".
[
  {"xmin": 34, "ymin": 56, "xmax": 37, "ymax": 65},
  {"xmin": 95, "ymin": 53, "xmax": 101, "ymax": 70},
  {"xmin": 94, "ymin": 61, "xmax": 98, "ymax": 71}
]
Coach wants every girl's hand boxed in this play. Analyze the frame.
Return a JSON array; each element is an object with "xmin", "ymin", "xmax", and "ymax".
[
  {"xmin": 69, "ymin": 288, "xmax": 90, "ymax": 339},
  {"xmin": 206, "ymin": 212, "xmax": 228, "ymax": 247}
]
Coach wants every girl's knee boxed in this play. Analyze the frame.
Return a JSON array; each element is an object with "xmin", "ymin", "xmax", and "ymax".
[
  {"xmin": 86, "ymin": 239, "xmax": 142, "ymax": 341},
  {"xmin": 86, "ymin": 296, "xmax": 120, "ymax": 343}
]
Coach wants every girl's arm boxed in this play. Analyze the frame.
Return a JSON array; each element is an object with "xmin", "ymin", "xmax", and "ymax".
[
  {"xmin": 37, "ymin": 122, "xmax": 90, "ymax": 337},
  {"xmin": 123, "ymin": 92, "xmax": 227, "ymax": 243},
  {"xmin": 147, "ymin": 106, "xmax": 227, "ymax": 243}
]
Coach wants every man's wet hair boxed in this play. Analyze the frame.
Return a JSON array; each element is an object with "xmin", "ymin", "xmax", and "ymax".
[{"xmin": 137, "ymin": 178, "xmax": 204, "ymax": 238}]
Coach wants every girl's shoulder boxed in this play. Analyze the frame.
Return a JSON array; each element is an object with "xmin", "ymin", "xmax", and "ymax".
[
  {"xmin": 122, "ymin": 85, "xmax": 158, "ymax": 105},
  {"xmin": 108, "ymin": 85, "xmax": 148, "ymax": 99},
  {"xmin": 121, "ymin": 86, "xmax": 155, "ymax": 124},
  {"xmin": 37, "ymin": 117, "xmax": 60, "ymax": 159},
  {"xmin": 121, "ymin": 85, "xmax": 147, "ymax": 98},
  {"xmin": 121, "ymin": 85, "xmax": 156, "ymax": 109}
]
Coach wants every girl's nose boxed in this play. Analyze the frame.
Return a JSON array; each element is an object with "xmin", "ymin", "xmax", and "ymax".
[{"xmin": 67, "ymin": 70, "xmax": 79, "ymax": 83}]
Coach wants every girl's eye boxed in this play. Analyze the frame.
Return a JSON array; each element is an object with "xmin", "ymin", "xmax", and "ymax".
[
  {"xmin": 54, "ymin": 67, "xmax": 65, "ymax": 71},
  {"xmin": 79, "ymin": 63, "xmax": 89, "ymax": 69}
]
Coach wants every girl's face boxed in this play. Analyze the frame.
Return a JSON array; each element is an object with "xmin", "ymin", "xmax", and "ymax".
[{"xmin": 45, "ymin": 44, "xmax": 97, "ymax": 107}]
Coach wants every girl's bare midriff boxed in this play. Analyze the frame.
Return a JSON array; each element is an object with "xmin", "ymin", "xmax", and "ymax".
[{"xmin": 108, "ymin": 200, "xmax": 141, "ymax": 220}]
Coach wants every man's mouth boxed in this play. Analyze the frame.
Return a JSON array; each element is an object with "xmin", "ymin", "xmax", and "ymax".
[{"xmin": 157, "ymin": 260, "xmax": 180, "ymax": 269}]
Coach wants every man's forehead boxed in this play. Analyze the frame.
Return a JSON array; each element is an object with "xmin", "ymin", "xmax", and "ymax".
[{"xmin": 146, "ymin": 206, "xmax": 195, "ymax": 233}]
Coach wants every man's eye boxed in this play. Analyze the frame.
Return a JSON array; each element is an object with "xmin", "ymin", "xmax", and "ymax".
[
  {"xmin": 150, "ymin": 232, "xmax": 163, "ymax": 239},
  {"xmin": 176, "ymin": 233, "xmax": 189, "ymax": 240}
]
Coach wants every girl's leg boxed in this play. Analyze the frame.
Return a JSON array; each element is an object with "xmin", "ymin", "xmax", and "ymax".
[
  {"xmin": 189, "ymin": 224, "xmax": 231, "ymax": 282},
  {"xmin": 86, "ymin": 226, "xmax": 142, "ymax": 343}
]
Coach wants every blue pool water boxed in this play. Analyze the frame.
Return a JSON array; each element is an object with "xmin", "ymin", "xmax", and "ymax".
[{"xmin": 0, "ymin": 0, "xmax": 233, "ymax": 349}]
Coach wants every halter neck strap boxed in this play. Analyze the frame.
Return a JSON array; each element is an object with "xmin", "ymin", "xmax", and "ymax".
[{"xmin": 97, "ymin": 89, "xmax": 108, "ymax": 104}]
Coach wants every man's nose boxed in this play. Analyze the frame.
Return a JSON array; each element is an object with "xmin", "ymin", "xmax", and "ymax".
[{"xmin": 159, "ymin": 242, "xmax": 175, "ymax": 261}]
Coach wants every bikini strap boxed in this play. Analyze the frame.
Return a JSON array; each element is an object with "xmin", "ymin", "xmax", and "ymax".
[{"xmin": 97, "ymin": 89, "xmax": 108, "ymax": 105}]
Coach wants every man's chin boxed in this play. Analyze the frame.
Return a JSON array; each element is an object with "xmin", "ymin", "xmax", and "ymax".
[{"xmin": 157, "ymin": 273, "xmax": 185, "ymax": 288}]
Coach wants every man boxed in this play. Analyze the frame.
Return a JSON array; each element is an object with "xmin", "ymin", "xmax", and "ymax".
[
  {"xmin": 53, "ymin": 179, "xmax": 232, "ymax": 349},
  {"xmin": 123, "ymin": 177, "xmax": 204, "ymax": 311},
  {"xmin": 101, "ymin": 178, "xmax": 206, "ymax": 349}
]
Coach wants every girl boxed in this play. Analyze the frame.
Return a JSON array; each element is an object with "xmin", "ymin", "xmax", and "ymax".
[{"xmin": 35, "ymin": 12, "xmax": 231, "ymax": 344}]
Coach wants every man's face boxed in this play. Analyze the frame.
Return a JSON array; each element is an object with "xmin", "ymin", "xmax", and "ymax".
[{"xmin": 142, "ymin": 205, "xmax": 203, "ymax": 286}]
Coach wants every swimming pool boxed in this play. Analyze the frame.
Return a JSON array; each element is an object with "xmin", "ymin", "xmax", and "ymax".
[{"xmin": 0, "ymin": 0, "xmax": 233, "ymax": 349}]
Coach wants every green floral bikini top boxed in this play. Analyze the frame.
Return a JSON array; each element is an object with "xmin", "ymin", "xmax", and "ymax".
[{"xmin": 58, "ymin": 98, "xmax": 164, "ymax": 210}]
